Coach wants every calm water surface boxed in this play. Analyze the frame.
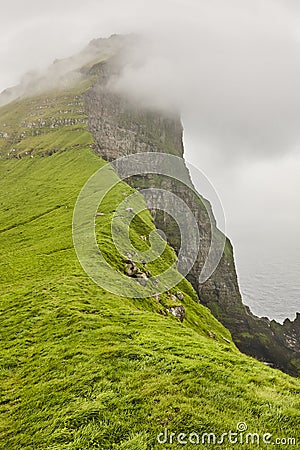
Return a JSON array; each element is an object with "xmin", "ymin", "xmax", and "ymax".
[{"xmin": 236, "ymin": 248, "xmax": 300, "ymax": 324}]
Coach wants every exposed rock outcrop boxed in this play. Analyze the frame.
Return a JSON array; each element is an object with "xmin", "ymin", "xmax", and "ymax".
[{"xmin": 168, "ymin": 305, "xmax": 186, "ymax": 322}]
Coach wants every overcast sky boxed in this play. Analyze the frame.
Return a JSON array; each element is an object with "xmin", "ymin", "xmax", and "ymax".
[{"xmin": 1, "ymin": 0, "xmax": 299, "ymax": 318}]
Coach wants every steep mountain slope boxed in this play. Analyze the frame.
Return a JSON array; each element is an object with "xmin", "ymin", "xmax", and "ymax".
[
  {"xmin": 82, "ymin": 40, "xmax": 300, "ymax": 377},
  {"xmin": 0, "ymin": 37, "xmax": 299, "ymax": 449},
  {"xmin": 1, "ymin": 139, "xmax": 300, "ymax": 450}
]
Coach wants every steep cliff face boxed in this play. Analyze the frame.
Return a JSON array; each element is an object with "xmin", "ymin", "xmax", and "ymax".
[
  {"xmin": 0, "ymin": 35, "xmax": 298, "ymax": 377},
  {"xmin": 83, "ymin": 55, "xmax": 300, "ymax": 377},
  {"xmin": 85, "ymin": 61, "xmax": 184, "ymax": 160}
]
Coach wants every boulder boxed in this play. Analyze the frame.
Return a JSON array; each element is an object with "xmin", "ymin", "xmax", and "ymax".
[
  {"xmin": 168, "ymin": 305, "xmax": 186, "ymax": 322},
  {"xmin": 153, "ymin": 293, "xmax": 161, "ymax": 302},
  {"xmin": 176, "ymin": 291, "xmax": 184, "ymax": 301}
]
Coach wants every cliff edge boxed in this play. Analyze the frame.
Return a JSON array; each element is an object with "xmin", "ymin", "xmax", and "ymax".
[
  {"xmin": 82, "ymin": 40, "xmax": 300, "ymax": 377},
  {"xmin": 0, "ymin": 35, "xmax": 299, "ymax": 377}
]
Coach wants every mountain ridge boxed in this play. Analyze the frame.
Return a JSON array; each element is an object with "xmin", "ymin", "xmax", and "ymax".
[
  {"xmin": 0, "ymin": 35, "xmax": 299, "ymax": 376},
  {"xmin": 0, "ymin": 34, "xmax": 299, "ymax": 449}
]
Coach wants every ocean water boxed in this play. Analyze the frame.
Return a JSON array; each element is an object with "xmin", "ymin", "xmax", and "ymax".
[{"xmin": 235, "ymin": 249, "xmax": 300, "ymax": 324}]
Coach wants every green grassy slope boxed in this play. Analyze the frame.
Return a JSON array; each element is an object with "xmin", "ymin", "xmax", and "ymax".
[
  {"xmin": 0, "ymin": 82, "xmax": 300, "ymax": 449},
  {"xmin": 0, "ymin": 149, "xmax": 300, "ymax": 450},
  {"xmin": 0, "ymin": 80, "xmax": 93, "ymax": 159}
]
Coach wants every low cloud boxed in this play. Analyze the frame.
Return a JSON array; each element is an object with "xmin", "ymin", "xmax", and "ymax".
[
  {"xmin": 112, "ymin": 0, "xmax": 300, "ymax": 163},
  {"xmin": 2, "ymin": 0, "xmax": 300, "ymax": 164}
]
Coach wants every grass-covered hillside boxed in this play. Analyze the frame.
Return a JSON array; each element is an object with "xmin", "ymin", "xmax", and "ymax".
[
  {"xmin": 0, "ymin": 80, "xmax": 93, "ymax": 159},
  {"xmin": 0, "ymin": 89, "xmax": 299, "ymax": 449}
]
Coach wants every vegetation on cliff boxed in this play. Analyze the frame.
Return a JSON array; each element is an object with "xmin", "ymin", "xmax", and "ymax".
[{"xmin": 0, "ymin": 85, "xmax": 300, "ymax": 448}]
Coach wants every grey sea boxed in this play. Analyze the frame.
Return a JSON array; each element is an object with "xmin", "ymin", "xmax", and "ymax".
[{"xmin": 236, "ymin": 248, "xmax": 300, "ymax": 324}]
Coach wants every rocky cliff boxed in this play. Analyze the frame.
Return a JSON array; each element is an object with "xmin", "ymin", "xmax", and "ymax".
[
  {"xmin": 0, "ymin": 35, "xmax": 298, "ymax": 377},
  {"xmin": 83, "ymin": 43, "xmax": 300, "ymax": 377}
]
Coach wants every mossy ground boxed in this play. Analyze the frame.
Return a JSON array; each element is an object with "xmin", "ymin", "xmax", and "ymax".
[{"xmin": 0, "ymin": 149, "xmax": 299, "ymax": 449}]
